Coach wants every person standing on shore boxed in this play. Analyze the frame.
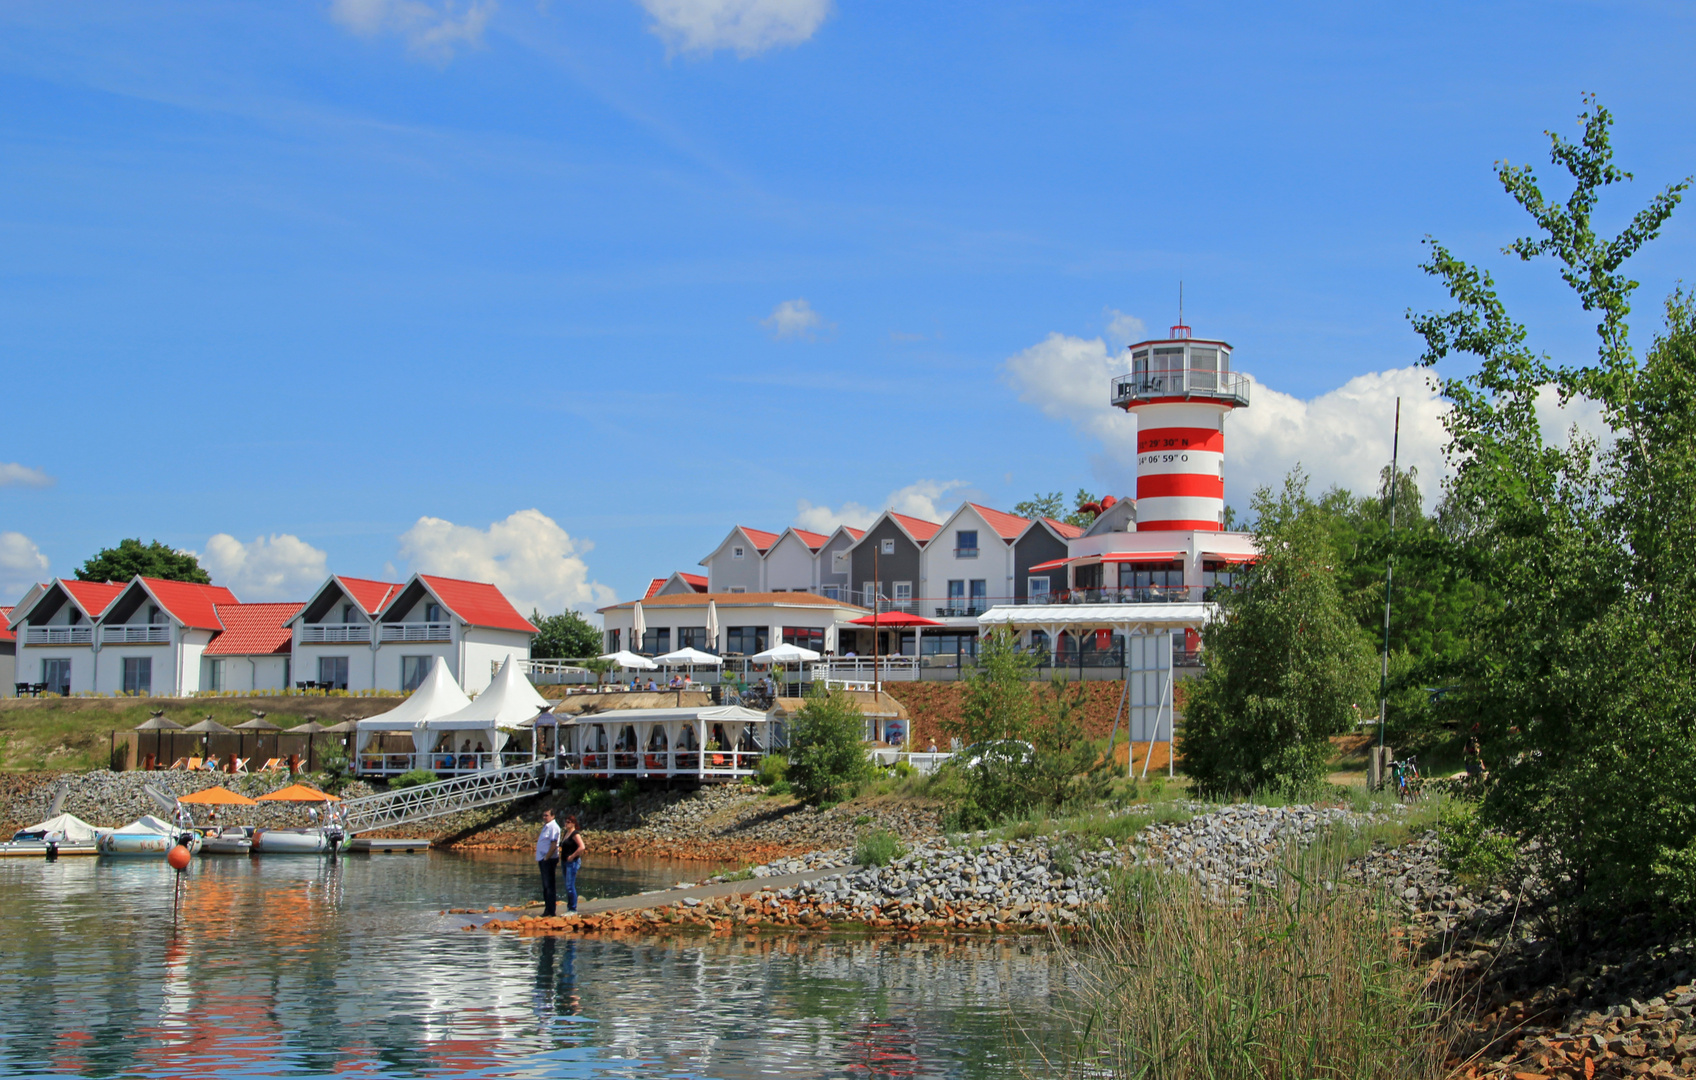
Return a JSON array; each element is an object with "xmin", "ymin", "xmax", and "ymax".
[
  {"xmin": 561, "ymin": 814, "xmax": 586, "ymax": 914},
  {"xmin": 536, "ymin": 809, "xmax": 561, "ymax": 917}
]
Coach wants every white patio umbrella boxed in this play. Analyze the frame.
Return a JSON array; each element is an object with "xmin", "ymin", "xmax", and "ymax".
[
  {"xmin": 654, "ymin": 647, "xmax": 724, "ymax": 667},
  {"xmin": 631, "ymin": 601, "xmax": 646, "ymax": 655},
  {"xmin": 749, "ymin": 643, "xmax": 821, "ymax": 664},
  {"xmin": 599, "ymin": 649, "xmax": 658, "ymax": 670},
  {"xmin": 705, "ymin": 599, "xmax": 719, "ymax": 653}
]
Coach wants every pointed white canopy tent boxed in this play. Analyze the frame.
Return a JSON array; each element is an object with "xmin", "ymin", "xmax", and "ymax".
[
  {"xmin": 599, "ymin": 649, "xmax": 658, "ymax": 670},
  {"xmin": 354, "ymin": 656, "xmax": 472, "ymax": 759},
  {"xmin": 420, "ymin": 656, "xmax": 549, "ymax": 762}
]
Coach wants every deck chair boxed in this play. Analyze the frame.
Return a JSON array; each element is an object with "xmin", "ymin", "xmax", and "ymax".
[
  {"xmin": 230, "ymin": 757, "xmax": 250, "ymax": 774},
  {"xmin": 710, "ymin": 753, "xmax": 728, "ymax": 768},
  {"xmin": 185, "ymin": 757, "xmax": 204, "ymax": 771},
  {"xmin": 257, "ymin": 757, "xmax": 285, "ymax": 773},
  {"xmin": 201, "ymin": 757, "xmax": 220, "ymax": 772},
  {"xmin": 169, "ymin": 757, "xmax": 190, "ymax": 770}
]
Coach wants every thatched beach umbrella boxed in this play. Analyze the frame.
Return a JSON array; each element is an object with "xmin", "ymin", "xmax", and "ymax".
[{"xmin": 133, "ymin": 711, "xmax": 184, "ymax": 769}]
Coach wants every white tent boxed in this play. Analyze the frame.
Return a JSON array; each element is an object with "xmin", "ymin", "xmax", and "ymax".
[
  {"xmin": 18, "ymin": 812, "xmax": 99, "ymax": 844},
  {"xmin": 355, "ymin": 657, "xmax": 472, "ymax": 757},
  {"xmin": 109, "ymin": 814, "xmax": 174, "ymax": 836},
  {"xmin": 654, "ymin": 647, "xmax": 723, "ymax": 667},
  {"xmin": 750, "ymin": 643, "xmax": 820, "ymax": 664},
  {"xmin": 420, "ymin": 656, "xmax": 549, "ymax": 758},
  {"xmin": 599, "ymin": 649, "xmax": 658, "ymax": 670}
]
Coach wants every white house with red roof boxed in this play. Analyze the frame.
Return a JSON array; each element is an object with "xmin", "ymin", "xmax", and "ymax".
[
  {"xmin": 917, "ymin": 503, "xmax": 1033, "ymax": 622},
  {"xmin": 202, "ymin": 602, "xmax": 297, "ymax": 693},
  {"xmin": 698, "ymin": 526, "xmax": 781, "ymax": 593},
  {"xmin": 288, "ymin": 573, "xmax": 535, "ymax": 695},
  {"xmin": 6, "ymin": 579, "xmax": 129, "ymax": 695},
  {"xmin": 763, "ymin": 527, "xmax": 831, "ymax": 593}
]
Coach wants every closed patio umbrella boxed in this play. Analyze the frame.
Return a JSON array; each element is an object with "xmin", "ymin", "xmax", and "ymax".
[
  {"xmin": 706, "ymin": 600, "xmax": 719, "ymax": 653},
  {"xmin": 631, "ymin": 601, "xmax": 646, "ymax": 654}
]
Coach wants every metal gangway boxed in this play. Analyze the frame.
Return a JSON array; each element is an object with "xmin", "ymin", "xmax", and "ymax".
[{"xmin": 340, "ymin": 761, "xmax": 549, "ymax": 835}]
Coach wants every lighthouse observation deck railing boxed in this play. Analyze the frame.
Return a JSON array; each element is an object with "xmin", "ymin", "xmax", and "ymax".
[{"xmin": 1111, "ymin": 368, "xmax": 1251, "ymax": 409}]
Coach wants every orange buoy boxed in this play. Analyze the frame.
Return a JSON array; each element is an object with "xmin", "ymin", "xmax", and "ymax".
[{"xmin": 166, "ymin": 844, "xmax": 192, "ymax": 871}]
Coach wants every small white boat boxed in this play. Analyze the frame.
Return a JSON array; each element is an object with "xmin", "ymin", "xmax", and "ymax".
[
  {"xmin": 98, "ymin": 816, "xmax": 203, "ymax": 857},
  {"xmin": 200, "ymin": 826, "xmax": 254, "ymax": 856},
  {"xmin": 0, "ymin": 813, "xmax": 101, "ymax": 858},
  {"xmin": 253, "ymin": 828, "xmax": 332, "ymax": 854}
]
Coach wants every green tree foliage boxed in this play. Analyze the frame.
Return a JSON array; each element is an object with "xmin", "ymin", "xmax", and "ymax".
[
  {"xmin": 1409, "ymin": 98, "xmax": 1694, "ymax": 915},
  {"xmin": 529, "ymin": 609, "xmax": 601, "ymax": 660},
  {"xmin": 1013, "ymin": 490, "xmax": 1101, "ymax": 529},
  {"xmin": 947, "ymin": 628, "xmax": 1037, "ymax": 746},
  {"xmin": 77, "ymin": 539, "xmax": 210, "ymax": 584},
  {"xmin": 786, "ymin": 686, "xmax": 872, "ymax": 806},
  {"xmin": 1182, "ymin": 471, "xmax": 1379, "ymax": 798}
]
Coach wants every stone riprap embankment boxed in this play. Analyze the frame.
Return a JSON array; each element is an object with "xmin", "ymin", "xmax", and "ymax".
[{"xmin": 3, "ymin": 770, "xmax": 370, "ymax": 833}]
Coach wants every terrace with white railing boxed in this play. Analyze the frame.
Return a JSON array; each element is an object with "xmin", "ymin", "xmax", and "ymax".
[
  {"xmin": 101, "ymin": 625, "xmax": 170, "ymax": 644},
  {"xmin": 300, "ymin": 623, "xmax": 371, "ymax": 643},
  {"xmin": 23, "ymin": 626, "xmax": 93, "ymax": 645},
  {"xmin": 380, "ymin": 622, "xmax": 452, "ymax": 643}
]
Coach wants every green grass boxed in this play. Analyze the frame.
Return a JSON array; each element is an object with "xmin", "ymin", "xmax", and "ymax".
[{"xmin": 853, "ymin": 828, "xmax": 904, "ymax": 867}]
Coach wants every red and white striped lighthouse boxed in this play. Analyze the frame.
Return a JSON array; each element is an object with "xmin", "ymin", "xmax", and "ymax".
[{"xmin": 1110, "ymin": 324, "xmax": 1251, "ymax": 532}]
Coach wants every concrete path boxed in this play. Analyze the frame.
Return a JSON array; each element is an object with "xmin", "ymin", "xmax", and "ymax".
[{"xmin": 446, "ymin": 864, "xmax": 863, "ymax": 928}]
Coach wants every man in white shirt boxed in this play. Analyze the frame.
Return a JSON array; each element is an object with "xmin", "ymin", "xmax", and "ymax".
[{"xmin": 536, "ymin": 809, "xmax": 561, "ymax": 916}]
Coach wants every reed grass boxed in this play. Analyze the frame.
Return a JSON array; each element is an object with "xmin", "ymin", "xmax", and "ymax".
[{"xmin": 1049, "ymin": 837, "xmax": 1453, "ymax": 1080}]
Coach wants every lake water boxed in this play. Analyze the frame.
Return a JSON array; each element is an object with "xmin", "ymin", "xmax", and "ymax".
[{"xmin": 0, "ymin": 851, "xmax": 1076, "ymax": 1078}]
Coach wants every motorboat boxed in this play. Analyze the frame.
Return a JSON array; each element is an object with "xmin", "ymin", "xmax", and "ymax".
[
  {"xmin": 0, "ymin": 813, "xmax": 100, "ymax": 858},
  {"xmin": 253, "ymin": 827, "xmax": 341, "ymax": 854},
  {"xmin": 98, "ymin": 816, "xmax": 203, "ymax": 857},
  {"xmin": 199, "ymin": 826, "xmax": 254, "ymax": 856}
]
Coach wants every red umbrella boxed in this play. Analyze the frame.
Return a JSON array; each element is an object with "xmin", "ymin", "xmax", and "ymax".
[{"xmin": 847, "ymin": 611, "xmax": 944, "ymax": 627}]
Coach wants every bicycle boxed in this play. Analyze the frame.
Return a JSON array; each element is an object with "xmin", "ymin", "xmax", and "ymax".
[{"xmin": 1388, "ymin": 756, "xmax": 1423, "ymax": 801}]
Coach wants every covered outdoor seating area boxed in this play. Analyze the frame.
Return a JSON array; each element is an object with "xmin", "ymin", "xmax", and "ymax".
[{"xmin": 552, "ymin": 705, "xmax": 778, "ymax": 781}]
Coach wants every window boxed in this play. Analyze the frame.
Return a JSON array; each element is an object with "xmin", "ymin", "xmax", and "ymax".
[
  {"xmin": 892, "ymin": 582, "xmax": 912, "ymax": 610},
  {"xmin": 42, "ymin": 659, "xmax": 70, "ymax": 696},
  {"xmin": 425, "ymin": 602, "xmax": 444, "ymax": 623},
  {"xmin": 606, "ymin": 629, "xmax": 621, "ymax": 653},
  {"xmin": 147, "ymin": 605, "xmax": 163, "ymax": 624},
  {"xmin": 207, "ymin": 658, "xmax": 224, "ymax": 693},
  {"xmin": 733, "ymin": 545, "xmax": 746, "ymax": 559},
  {"xmin": 678, "ymin": 626, "xmax": 711, "ymax": 651},
  {"xmin": 970, "ymin": 579, "xmax": 987, "ymax": 603},
  {"xmin": 401, "ymin": 656, "xmax": 432, "ymax": 692},
  {"xmin": 955, "ymin": 530, "xmax": 978, "ymax": 558},
  {"xmin": 283, "ymin": 659, "xmax": 290, "ymax": 688},
  {"xmin": 640, "ymin": 628, "xmax": 670, "ymax": 654},
  {"xmin": 342, "ymin": 603, "xmax": 357, "ymax": 624},
  {"xmin": 782, "ymin": 627, "xmax": 824, "ymax": 651},
  {"xmin": 947, "ymin": 579, "xmax": 965, "ymax": 601},
  {"xmin": 318, "ymin": 656, "xmax": 349, "ymax": 691},
  {"xmin": 862, "ymin": 585, "xmax": 880, "ymax": 608},
  {"xmin": 831, "ymin": 551, "xmax": 850, "ymax": 573},
  {"xmin": 726, "ymin": 626, "xmax": 768, "ymax": 655},
  {"xmin": 122, "ymin": 657, "xmax": 152, "ymax": 695},
  {"xmin": 1028, "ymin": 575, "xmax": 1050, "ymax": 600},
  {"xmin": 880, "ymin": 538, "xmax": 895, "ymax": 555},
  {"xmin": 820, "ymin": 585, "xmax": 840, "ymax": 601},
  {"xmin": 728, "ymin": 586, "xmax": 746, "ymax": 594}
]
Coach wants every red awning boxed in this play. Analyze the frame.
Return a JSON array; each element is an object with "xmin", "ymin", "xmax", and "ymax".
[
  {"xmin": 1100, "ymin": 551, "xmax": 1184, "ymax": 563},
  {"xmin": 1028, "ymin": 557, "xmax": 1076, "ymax": 572},
  {"xmin": 847, "ymin": 611, "xmax": 946, "ymax": 627},
  {"xmin": 1201, "ymin": 551, "xmax": 1259, "ymax": 564}
]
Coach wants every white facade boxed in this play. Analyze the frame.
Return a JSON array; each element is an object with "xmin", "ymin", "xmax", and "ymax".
[
  {"xmin": 698, "ymin": 527, "xmax": 775, "ymax": 594},
  {"xmin": 919, "ymin": 504, "xmax": 1020, "ymax": 621},
  {"xmin": 601, "ymin": 592, "xmax": 868, "ymax": 657},
  {"xmin": 202, "ymin": 654, "xmax": 291, "ymax": 693},
  {"xmin": 763, "ymin": 529, "xmax": 825, "ymax": 593}
]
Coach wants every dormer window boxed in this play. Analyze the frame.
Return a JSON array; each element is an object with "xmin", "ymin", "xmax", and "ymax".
[
  {"xmin": 425, "ymin": 603, "xmax": 443, "ymax": 623},
  {"xmin": 733, "ymin": 546, "xmax": 746, "ymax": 559}
]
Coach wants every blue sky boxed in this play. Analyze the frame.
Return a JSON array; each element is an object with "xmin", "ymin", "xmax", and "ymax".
[{"xmin": 2, "ymin": 1, "xmax": 1693, "ymax": 615}]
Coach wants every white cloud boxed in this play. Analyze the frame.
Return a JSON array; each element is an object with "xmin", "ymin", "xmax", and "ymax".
[
  {"xmin": 761, "ymin": 298, "xmax": 828, "ymax": 341},
  {"xmin": 330, "ymin": 0, "xmax": 493, "ymax": 60},
  {"xmin": 795, "ymin": 479, "xmax": 971, "ymax": 533},
  {"xmin": 638, "ymin": 0, "xmax": 831, "ymax": 56},
  {"xmin": 0, "ymin": 463, "xmax": 54, "ymax": 489},
  {"xmin": 397, "ymin": 509, "xmax": 615, "ymax": 615},
  {"xmin": 0, "ymin": 532, "xmax": 51, "ymax": 601},
  {"xmin": 199, "ymin": 534, "xmax": 331, "ymax": 602},
  {"xmin": 1105, "ymin": 308, "xmax": 1146, "ymax": 346}
]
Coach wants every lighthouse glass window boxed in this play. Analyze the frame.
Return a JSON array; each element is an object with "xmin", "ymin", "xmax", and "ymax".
[
  {"xmin": 1189, "ymin": 348, "xmax": 1218, "ymax": 390},
  {"xmin": 1120, "ymin": 561, "xmax": 1184, "ymax": 600}
]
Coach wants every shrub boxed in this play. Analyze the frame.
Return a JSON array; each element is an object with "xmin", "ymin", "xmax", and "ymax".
[
  {"xmin": 853, "ymin": 828, "xmax": 903, "ymax": 867},
  {"xmin": 765, "ymin": 778, "xmax": 791, "ymax": 796},
  {"xmin": 787, "ymin": 686, "xmax": 872, "ymax": 806},
  {"xmin": 616, "ymin": 779, "xmax": 641, "ymax": 803},
  {"xmin": 580, "ymin": 786, "xmax": 613, "ymax": 814},
  {"xmin": 1437, "ymin": 797, "xmax": 1516, "ymax": 886},
  {"xmin": 388, "ymin": 768, "xmax": 439, "ymax": 790},
  {"xmin": 755, "ymin": 751, "xmax": 788, "ymax": 788}
]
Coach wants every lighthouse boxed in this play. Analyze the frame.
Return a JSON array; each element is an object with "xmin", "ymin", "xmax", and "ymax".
[{"xmin": 1110, "ymin": 324, "xmax": 1251, "ymax": 531}]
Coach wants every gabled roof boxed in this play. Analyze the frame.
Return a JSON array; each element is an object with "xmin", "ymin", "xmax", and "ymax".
[
  {"xmin": 967, "ymin": 504, "xmax": 1030, "ymax": 541},
  {"xmin": 134, "ymin": 578, "xmax": 241, "ymax": 631},
  {"xmin": 739, "ymin": 526, "xmax": 780, "ymax": 551},
  {"xmin": 337, "ymin": 576, "xmax": 402, "ymax": 616},
  {"xmin": 417, "ymin": 575, "xmax": 537, "ymax": 634},
  {"xmin": 888, "ymin": 512, "xmax": 941, "ymax": 545},
  {"xmin": 205, "ymin": 603, "xmax": 297, "ymax": 655},
  {"xmin": 1045, "ymin": 517, "xmax": 1085, "ymax": 539},
  {"xmin": 789, "ymin": 528, "xmax": 829, "ymax": 550},
  {"xmin": 0, "ymin": 607, "xmax": 12, "ymax": 644},
  {"xmin": 61, "ymin": 580, "xmax": 127, "ymax": 619},
  {"xmin": 643, "ymin": 577, "xmax": 667, "ymax": 600},
  {"xmin": 642, "ymin": 572, "xmax": 709, "ymax": 599},
  {"xmin": 678, "ymin": 572, "xmax": 708, "ymax": 590}
]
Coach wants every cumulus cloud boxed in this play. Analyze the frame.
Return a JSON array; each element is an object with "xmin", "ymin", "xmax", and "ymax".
[
  {"xmin": 1105, "ymin": 308, "xmax": 1146, "ymax": 346},
  {"xmin": 0, "ymin": 532, "xmax": 51, "ymax": 601},
  {"xmin": 638, "ymin": 0, "xmax": 831, "ymax": 56},
  {"xmin": 199, "ymin": 534, "xmax": 331, "ymax": 602},
  {"xmin": 0, "ymin": 463, "xmax": 54, "ymax": 489},
  {"xmin": 330, "ymin": 0, "xmax": 492, "ymax": 60},
  {"xmin": 795, "ymin": 479, "xmax": 972, "ymax": 533},
  {"xmin": 397, "ymin": 509, "xmax": 615, "ymax": 615},
  {"xmin": 761, "ymin": 298, "xmax": 828, "ymax": 341}
]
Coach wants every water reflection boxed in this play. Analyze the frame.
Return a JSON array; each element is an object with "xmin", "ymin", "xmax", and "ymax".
[{"xmin": 0, "ymin": 853, "xmax": 1071, "ymax": 1078}]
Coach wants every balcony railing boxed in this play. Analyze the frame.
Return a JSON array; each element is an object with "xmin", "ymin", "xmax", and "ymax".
[
  {"xmin": 1111, "ymin": 367, "xmax": 1251, "ymax": 409},
  {"xmin": 102, "ymin": 625, "xmax": 170, "ymax": 644},
  {"xmin": 953, "ymin": 547, "xmax": 979, "ymax": 559},
  {"xmin": 380, "ymin": 622, "xmax": 452, "ymax": 643},
  {"xmin": 934, "ymin": 600, "xmax": 990, "ymax": 617},
  {"xmin": 23, "ymin": 626, "xmax": 92, "ymax": 645},
  {"xmin": 301, "ymin": 623, "xmax": 372, "ymax": 643},
  {"xmin": 1057, "ymin": 586, "xmax": 1194, "ymax": 605}
]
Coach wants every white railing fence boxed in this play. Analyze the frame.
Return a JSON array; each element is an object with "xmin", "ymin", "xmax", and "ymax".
[
  {"xmin": 380, "ymin": 623, "xmax": 452, "ymax": 643},
  {"xmin": 102, "ymin": 625, "xmax": 170, "ymax": 644},
  {"xmin": 24, "ymin": 626, "xmax": 93, "ymax": 645},
  {"xmin": 301, "ymin": 623, "xmax": 372, "ymax": 643}
]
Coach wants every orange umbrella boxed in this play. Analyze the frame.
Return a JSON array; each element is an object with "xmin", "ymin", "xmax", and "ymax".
[
  {"xmin": 178, "ymin": 787, "xmax": 258, "ymax": 806},
  {"xmin": 256, "ymin": 783, "xmax": 340, "ymax": 802}
]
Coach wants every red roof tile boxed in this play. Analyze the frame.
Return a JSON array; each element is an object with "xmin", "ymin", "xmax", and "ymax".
[
  {"xmin": 738, "ymin": 527, "xmax": 780, "ymax": 551},
  {"xmin": 642, "ymin": 577, "xmax": 667, "ymax": 600},
  {"xmin": 1044, "ymin": 517, "xmax": 1085, "ymax": 539},
  {"xmin": 968, "ymin": 503, "xmax": 1030, "ymax": 541},
  {"xmin": 889, "ymin": 513, "xmax": 941, "ymax": 544},
  {"xmin": 337, "ymin": 576, "xmax": 402, "ymax": 615},
  {"xmin": 61, "ymin": 580, "xmax": 126, "ymax": 617},
  {"xmin": 844, "ymin": 526, "xmax": 865, "ymax": 539},
  {"xmin": 205, "ymin": 603, "xmax": 297, "ymax": 655},
  {"xmin": 0, "ymin": 607, "xmax": 12, "ymax": 644},
  {"xmin": 790, "ymin": 528, "xmax": 829, "ymax": 549},
  {"xmin": 140, "ymin": 578, "xmax": 240, "ymax": 631},
  {"xmin": 418, "ymin": 575, "xmax": 536, "ymax": 634},
  {"xmin": 678, "ymin": 572, "xmax": 708, "ymax": 591}
]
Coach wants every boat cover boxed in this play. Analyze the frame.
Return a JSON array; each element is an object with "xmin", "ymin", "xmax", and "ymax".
[
  {"xmin": 109, "ymin": 815, "xmax": 174, "ymax": 836},
  {"xmin": 20, "ymin": 813, "xmax": 100, "ymax": 843}
]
